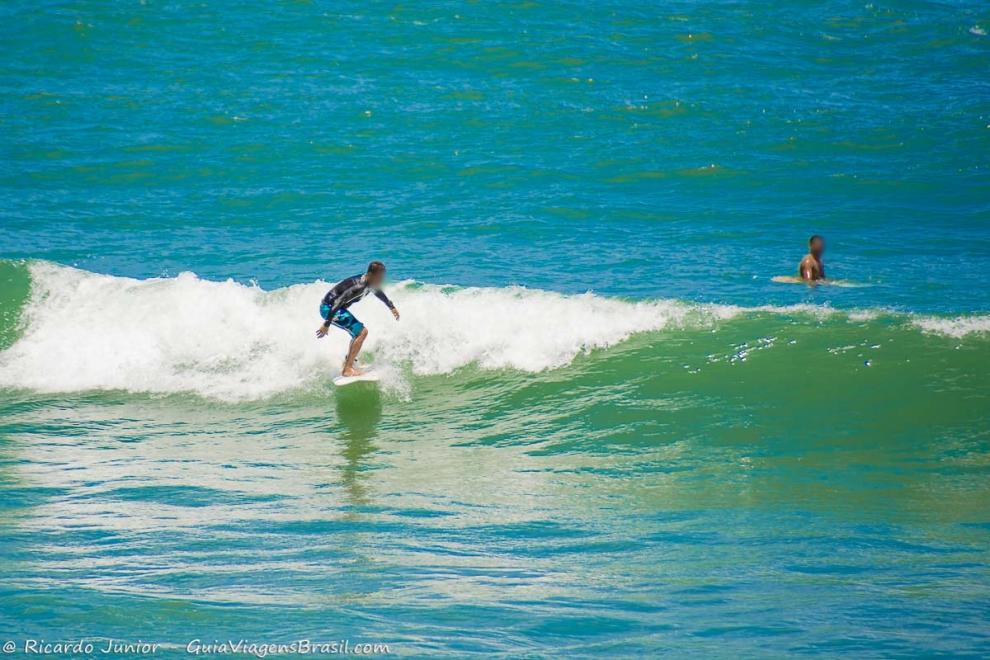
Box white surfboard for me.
[333,371,380,387]
[772,276,867,288]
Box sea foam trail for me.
[911,315,990,339]
[0,263,987,401]
[0,262,707,400]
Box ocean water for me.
[2,0,989,656]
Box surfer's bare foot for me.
[341,366,364,377]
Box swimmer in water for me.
[799,235,826,282]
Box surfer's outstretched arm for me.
[374,289,400,320]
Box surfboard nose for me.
[333,372,381,387]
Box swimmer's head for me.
[809,235,825,257]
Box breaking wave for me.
[0,261,986,401]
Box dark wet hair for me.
[367,260,386,275]
[809,235,824,245]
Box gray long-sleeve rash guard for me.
[320,274,395,323]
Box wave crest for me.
[0,263,705,400]
[0,262,986,401]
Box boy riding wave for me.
[316,260,400,377]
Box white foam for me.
[0,263,709,400]
[0,263,336,400]
[371,284,705,375]
[912,315,990,339]
[847,309,880,322]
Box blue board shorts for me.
[320,304,364,339]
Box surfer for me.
[799,235,826,282]
[316,261,400,377]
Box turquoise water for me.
[2,1,990,656]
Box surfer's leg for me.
[332,310,367,377]
[342,327,368,377]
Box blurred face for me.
[368,270,386,287]
[810,237,825,257]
